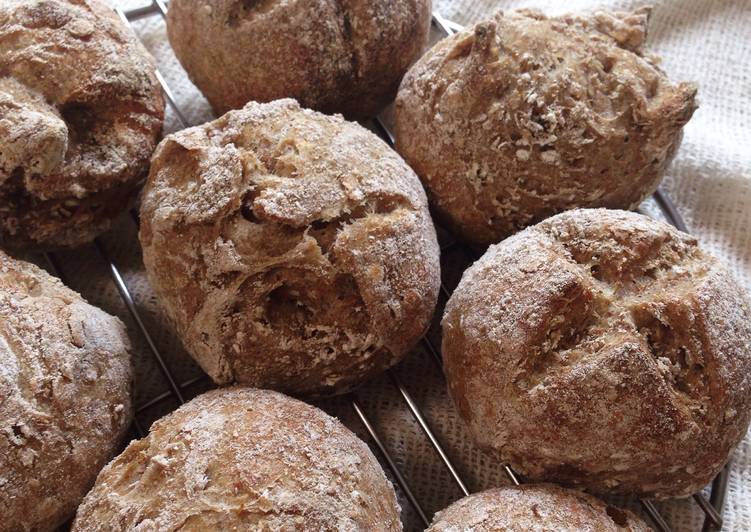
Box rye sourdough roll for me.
[167,0,432,119]
[395,8,697,246]
[442,209,751,498]
[0,0,164,249]
[139,99,440,396]
[0,250,133,531]
[72,388,402,531]
[428,484,651,531]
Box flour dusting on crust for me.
[428,484,651,531]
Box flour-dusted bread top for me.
[140,99,440,396]
[0,0,164,249]
[0,251,133,531]
[73,387,402,531]
[442,209,751,498]
[395,8,697,246]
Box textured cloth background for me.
[61,1,750,530]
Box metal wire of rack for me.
[43,2,731,530]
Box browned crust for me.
[139,99,440,396]
[72,387,402,531]
[166,0,431,119]
[428,484,651,531]
[395,8,697,246]
[442,209,751,498]
[0,250,133,531]
[0,0,165,249]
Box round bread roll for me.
[166,0,431,119]
[0,0,164,249]
[442,209,751,498]
[0,250,133,531]
[72,387,402,531]
[139,99,440,396]
[428,484,650,531]
[395,8,697,246]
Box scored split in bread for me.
[167,0,432,119]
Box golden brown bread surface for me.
[0,0,164,249]
[72,387,402,531]
[166,0,431,119]
[442,209,751,498]
[395,8,697,246]
[428,484,651,531]
[139,99,440,396]
[0,251,133,532]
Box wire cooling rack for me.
[40,3,731,530]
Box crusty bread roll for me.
[140,99,440,396]
[442,209,751,498]
[0,251,133,531]
[72,388,402,531]
[395,8,697,246]
[0,0,164,249]
[428,484,650,531]
[166,0,431,119]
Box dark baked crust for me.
[395,8,697,246]
[442,209,751,498]
[428,484,651,531]
[166,0,431,119]
[72,388,402,531]
[139,99,440,396]
[0,0,164,249]
[0,250,133,531]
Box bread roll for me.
[0,251,133,531]
[166,0,431,119]
[395,8,697,246]
[72,387,402,531]
[0,0,164,249]
[442,209,751,498]
[140,99,440,396]
[428,484,650,531]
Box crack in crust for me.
[140,99,440,396]
[395,7,697,246]
[516,219,712,397]
[0,0,164,249]
[442,209,751,498]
